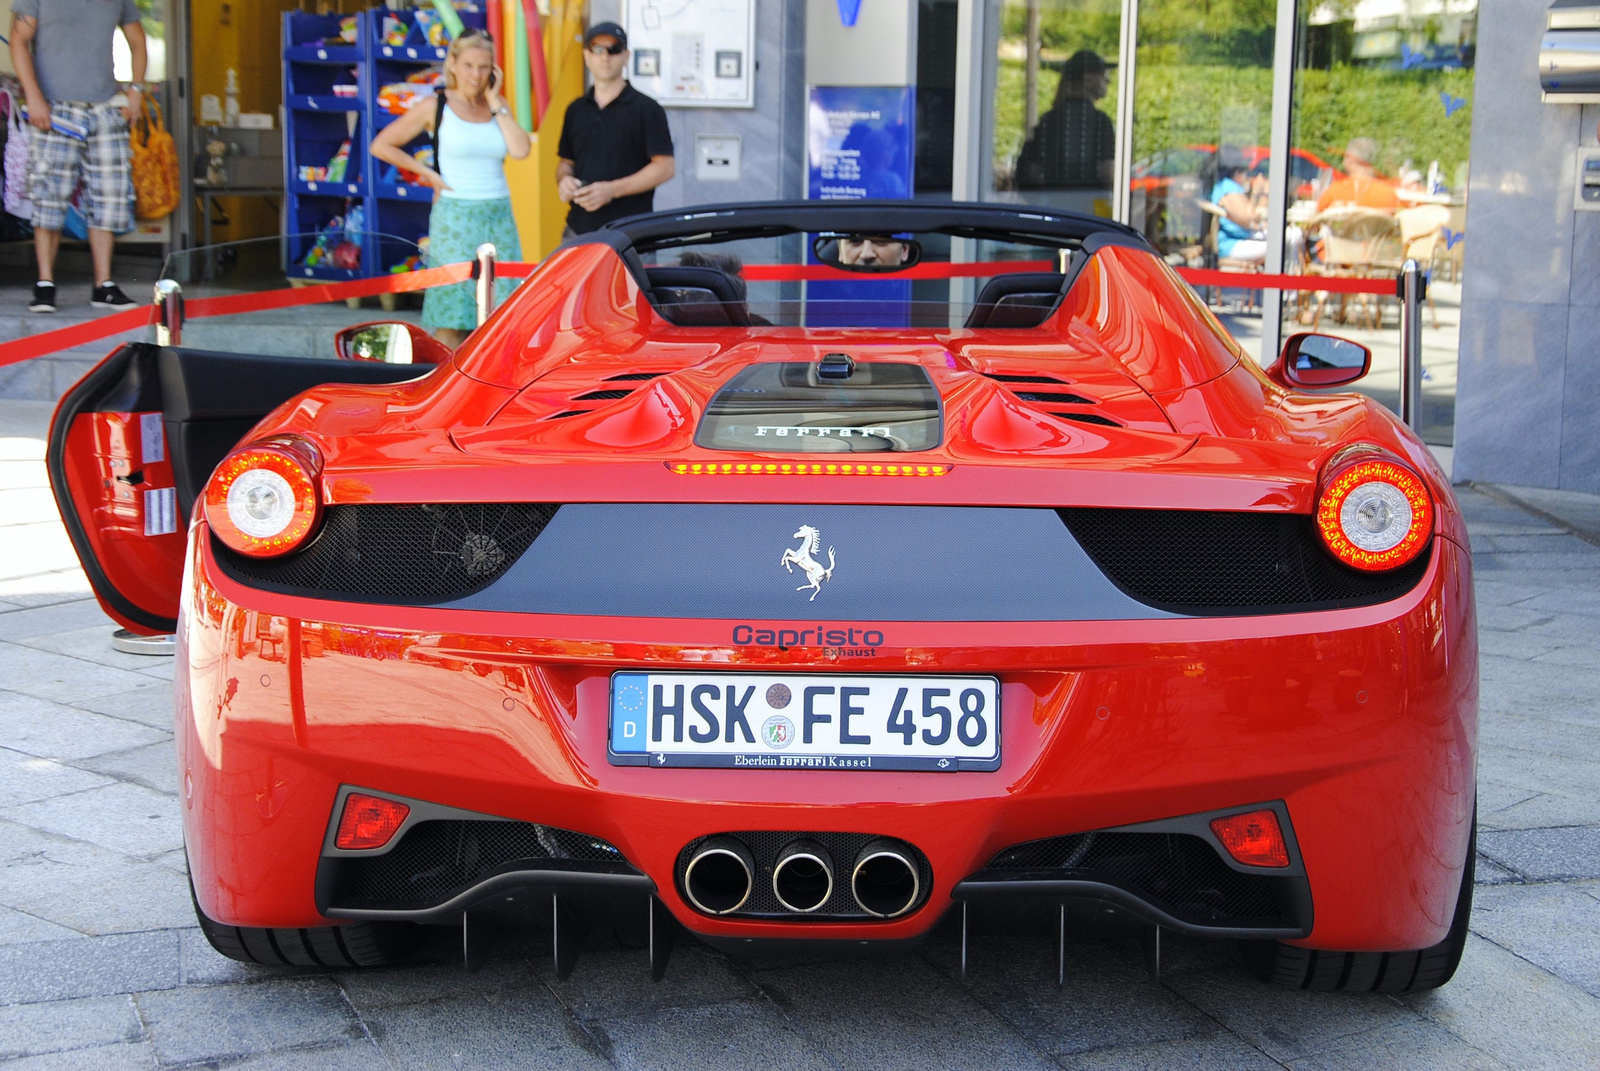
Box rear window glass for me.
[694,362,941,453]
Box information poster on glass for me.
[624,0,755,108]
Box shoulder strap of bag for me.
[432,87,447,183]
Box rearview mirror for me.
[812,233,924,273]
[1276,332,1371,388]
[335,321,453,366]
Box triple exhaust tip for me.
[683,836,920,918]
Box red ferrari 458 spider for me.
[48,202,1476,991]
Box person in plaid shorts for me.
[9,0,147,313]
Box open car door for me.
[48,342,430,635]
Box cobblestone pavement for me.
[1,398,1597,1070]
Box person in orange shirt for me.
[1316,137,1399,213]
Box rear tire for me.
[189,878,417,968]
[1241,813,1475,992]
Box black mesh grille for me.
[984,832,1290,927]
[546,409,593,420]
[329,820,635,910]
[985,373,1066,384]
[1014,391,1097,404]
[213,503,557,604]
[606,372,663,382]
[1059,507,1429,614]
[676,832,932,921]
[574,389,633,401]
[1051,411,1122,427]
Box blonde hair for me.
[443,32,494,90]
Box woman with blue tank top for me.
[370,30,531,345]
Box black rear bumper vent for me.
[325,819,637,911]
[980,831,1297,930]
[213,503,558,604]
[1059,507,1429,615]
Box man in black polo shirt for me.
[557,22,675,234]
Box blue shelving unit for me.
[363,6,486,276]
[282,7,487,283]
[283,11,369,282]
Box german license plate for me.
[608,672,1000,771]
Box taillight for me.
[1210,809,1290,868]
[334,792,410,850]
[203,437,323,558]
[1314,450,1433,572]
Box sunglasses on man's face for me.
[587,42,626,55]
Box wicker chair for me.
[1306,208,1400,330]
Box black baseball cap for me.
[585,22,627,48]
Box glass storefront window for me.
[986,0,1123,218]
[1283,0,1476,446]
[1128,0,1278,362]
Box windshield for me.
[632,231,1076,329]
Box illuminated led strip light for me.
[669,461,950,476]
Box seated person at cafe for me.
[1210,148,1267,263]
[1316,137,1398,213]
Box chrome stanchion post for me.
[473,243,497,327]
[1397,259,1425,434]
[153,279,184,347]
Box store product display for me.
[300,204,364,270]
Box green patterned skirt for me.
[421,196,523,331]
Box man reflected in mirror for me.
[838,236,908,268]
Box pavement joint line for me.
[0,596,93,616]
[1464,929,1600,1007]
[0,634,165,677]
[333,980,397,1071]
[717,955,847,1071]
[127,990,156,1065]
[1468,482,1600,549]
[0,566,92,585]
[0,810,180,868]
[0,901,93,939]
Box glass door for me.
[1281,2,1476,446]
[1126,0,1279,360]
[985,0,1124,218]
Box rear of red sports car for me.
[50,204,1477,990]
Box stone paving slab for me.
[0,397,1597,1069]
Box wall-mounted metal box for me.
[1542,0,1600,101]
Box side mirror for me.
[334,322,453,366]
[1273,332,1371,388]
[812,233,924,273]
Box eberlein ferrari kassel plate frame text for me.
[608,672,1001,770]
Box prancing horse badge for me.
[780,524,835,601]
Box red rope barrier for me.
[1175,267,1396,295]
[0,255,1404,371]
[0,306,151,369]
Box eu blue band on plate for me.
[612,673,649,753]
